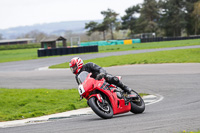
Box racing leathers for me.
[75,62,131,93]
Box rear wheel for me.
[130,91,145,114]
[88,96,113,119]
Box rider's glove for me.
[96,73,105,80]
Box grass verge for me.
[181,130,200,133]
[0,88,87,122]
[0,88,146,122]
[50,48,200,69]
[0,39,200,63]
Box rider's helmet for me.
[69,57,83,74]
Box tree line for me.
[85,0,200,40]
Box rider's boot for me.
[116,81,132,94]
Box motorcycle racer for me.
[69,57,132,94]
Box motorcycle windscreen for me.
[77,71,89,84]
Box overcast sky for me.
[0,0,143,29]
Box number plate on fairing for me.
[78,85,85,95]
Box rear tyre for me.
[130,91,145,114]
[88,97,113,119]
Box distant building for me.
[0,38,35,46]
[40,36,67,49]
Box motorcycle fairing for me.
[88,93,102,103]
[94,80,131,115]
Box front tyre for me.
[88,97,113,119]
[130,91,145,114]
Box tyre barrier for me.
[37,45,98,57]
[140,36,200,43]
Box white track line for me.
[144,94,164,106]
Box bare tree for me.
[18,30,47,43]
[0,33,3,40]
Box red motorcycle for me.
[77,71,145,119]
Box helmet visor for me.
[70,64,78,73]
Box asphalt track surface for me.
[0,45,200,133]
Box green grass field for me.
[0,88,146,121]
[0,48,39,63]
[0,88,87,121]
[99,39,200,52]
[50,48,200,69]
[181,130,200,133]
[0,39,200,63]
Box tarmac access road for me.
[0,45,200,133]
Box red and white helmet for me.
[69,57,84,74]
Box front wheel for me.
[88,97,113,119]
[130,91,145,114]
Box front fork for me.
[79,95,83,101]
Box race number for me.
[78,85,85,95]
